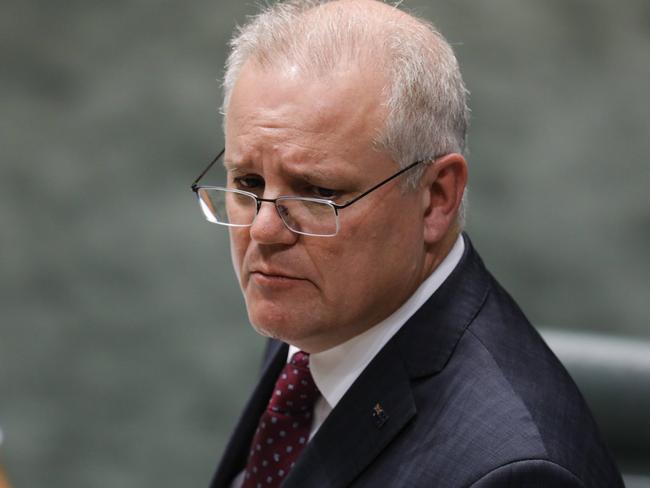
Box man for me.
[192,1,623,486]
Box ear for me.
[420,153,468,244]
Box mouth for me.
[249,269,309,288]
[251,270,301,280]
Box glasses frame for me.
[190,148,436,237]
[196,186,342,237]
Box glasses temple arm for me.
[191,148,226,190]
[335,158,426,209]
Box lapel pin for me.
[372,402,389,428]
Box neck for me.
[421,228,461,283]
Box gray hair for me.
[222,0,470,225]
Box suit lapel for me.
[283,340,415,488]
[210,341,288,488]
[395,233,491,379]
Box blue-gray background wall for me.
[1,1,648,486]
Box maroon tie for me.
[241,351,319,488]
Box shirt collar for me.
[289,233,465,409]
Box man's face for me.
[225,62,429,353]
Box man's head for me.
[222,0,469,352]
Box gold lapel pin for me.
[372,402,389,428]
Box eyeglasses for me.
[190,148,435,237]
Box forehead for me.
[224,62,388,168]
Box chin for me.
[247,305,321,347]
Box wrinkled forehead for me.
[226,60,388,146]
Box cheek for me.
[328,207,421,291]
[315,231,381,301]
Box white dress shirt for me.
[231,234,464,487]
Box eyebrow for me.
[291,166,344,185]
[223,157,345,183]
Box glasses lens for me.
[276,198,338,236]
[197,188,256,226]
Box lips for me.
[250,269,303,280]
[246,262,311,290]
[248,272,307,293]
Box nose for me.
[249,200,298,245]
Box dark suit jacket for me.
[211,234,623,487]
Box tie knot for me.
[290,351,310,368]
[268,351,319,415]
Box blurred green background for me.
[0,0,648,486]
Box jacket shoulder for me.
[457,272,623,487]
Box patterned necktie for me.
[241,351,319,488]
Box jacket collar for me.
[395,232,491,378]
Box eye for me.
[313,186,337,199]
[232,175,264,192]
